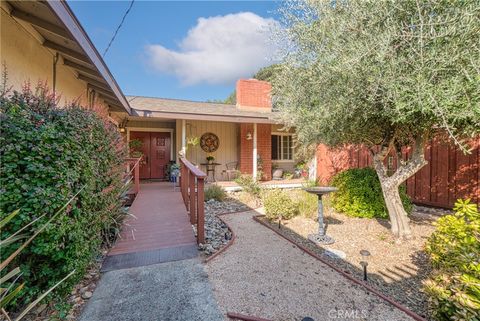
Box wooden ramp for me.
[102,182,198,271]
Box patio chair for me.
[225,161,239,180]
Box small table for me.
[200,163,221,182]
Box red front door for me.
[130,131,171,179]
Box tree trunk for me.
[379,179,412,239]
[372,136,428,240]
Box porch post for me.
[253,123,257,180]
[181,119,186,157]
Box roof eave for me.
[46,1,131,114]
[131,109,279,124]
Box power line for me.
[102,0,135,58]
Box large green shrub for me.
[0,85,127,307]
[330,168,412,219]
[204,185,226,202]
[424,199,480,321]
[263,189,299,220]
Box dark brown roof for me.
[127,96,278,124]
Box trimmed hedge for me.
[0,86,127,307]
[424,199,480,321]
[330,168,412,218]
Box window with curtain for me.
[271,134,293,160]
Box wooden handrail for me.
[179,157,206,244]
[180,157,207,178]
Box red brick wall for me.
[239,123,272,180]
[236,79,272,111]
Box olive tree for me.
[273,0,480,239]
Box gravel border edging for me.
[204,208,261,263]
[252,214,428,321]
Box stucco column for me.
[253,123,257,180]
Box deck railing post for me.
[189,171,196,224]
[197,177,205,244]
[179,157,207,244]
[180,161,185,206]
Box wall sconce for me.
[246,132,252,140]
[119,117,128,133]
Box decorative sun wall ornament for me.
[200,132,219,153]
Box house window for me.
[272,134,293,160]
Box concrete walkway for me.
[79,258,224,321]
[205,210,415,321]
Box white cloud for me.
[146,12,278,86]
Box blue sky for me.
[68,1,280,102]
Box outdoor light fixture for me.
[118,117,128,133]
[246,132,252,140]
[360,250,371,281]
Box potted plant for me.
[168,163,181,182]
[295,161,308,178]
[206,155,215,164]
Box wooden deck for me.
[102,181,198,271]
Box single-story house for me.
[110,79,300,181]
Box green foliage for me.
[263,189,299,220]
[291,190,318,219]
[129,139,143,158]
[282,171,294,180]
[275,0,479,150]
[0,85,127,308]
[424,199,480,321]
[204,185,226,202]
[234,175,261,197]
[330,168,412,218]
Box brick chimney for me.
[236,79,272,112]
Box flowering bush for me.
[0,85,127,307]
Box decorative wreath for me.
[200,132,219,153]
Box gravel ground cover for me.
[196,197,251,256]
[205,210,417,321]
[259,205,448,319]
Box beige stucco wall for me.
[0,9,87,105]
[176,119,239,180]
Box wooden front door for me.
[130,131,171,179]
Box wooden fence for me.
[316,137,480,208]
